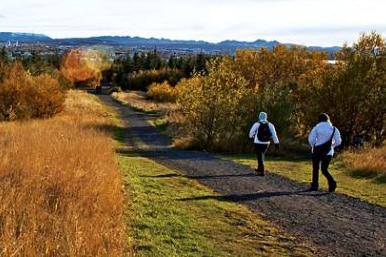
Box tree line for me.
[172,32,385,152]
[0,45,214,120]
[103,50,213,90]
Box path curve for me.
[99,94,385,257]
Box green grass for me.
[118,147,316,257]
[222,153,386,207]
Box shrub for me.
[175,58,250,152]
[124,68,183,91]
[107,86,122,95]
[0,62,65,120]
[147,81,177,102]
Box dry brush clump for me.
[0,62,66,121]
[0,90,127,256]
[146,81,178,103]
[341,147,386,176]
[112,90,177,114]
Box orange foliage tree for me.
[60,48,112,88]
[0,62,65,120]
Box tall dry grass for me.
[0,90,127,256]
[341,147,386,176]
[111,91,177,113]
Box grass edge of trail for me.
[117,145,318,257]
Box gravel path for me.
[99,94,386,257]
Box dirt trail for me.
[99,94,385,257]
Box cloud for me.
[0,0,385,46]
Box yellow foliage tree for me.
[147,81,178,102]
[314,31,386,146]
[176,57,250,151]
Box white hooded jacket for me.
[249,112,279,145]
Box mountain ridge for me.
[0,32,341,53]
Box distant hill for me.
[0,32,52,43]
[0,32,341,54]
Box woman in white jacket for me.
[308,113,342,192]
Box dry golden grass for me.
[111,91,177,113]
[341,147,386,176]
[0,90,127,256]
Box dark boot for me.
[328,181,337,192]
[306,183,318,191]
[254,168,264,176]
[255,171,265,176]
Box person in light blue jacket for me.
[308,113,342,192]
[249,111,279,176]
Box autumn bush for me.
[60,48,110,87]
[146,81,178,102]
[175,58,251,152]
[0,90,127,256]
[125,68,183,91]
[0,61,65,120]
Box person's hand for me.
[274,143,279,150]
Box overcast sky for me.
[1,0,385,47]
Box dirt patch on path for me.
[99,94,385,257]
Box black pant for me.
[311,153,335,189]
[254,143,269,173]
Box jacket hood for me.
[259,112,267,122]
